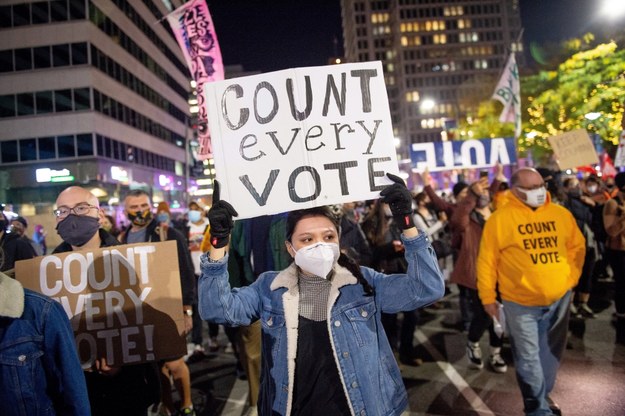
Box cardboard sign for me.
[410,137,517,172]
[547,129,599,169]
[15,241,186,368]
[204,61,399,219]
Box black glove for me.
[380,173,415,230]
[208,180,238,248]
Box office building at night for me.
[341,0,523,156]
[0,0,193,233]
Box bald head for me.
[56,186,99,209]
[510,168,542,188]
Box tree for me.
[523,41,625,161]
[459,39,625,166]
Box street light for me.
[420,98,436,112]
[599,0,625,18]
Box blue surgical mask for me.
[156,213,170,223]
[188,210,202,223]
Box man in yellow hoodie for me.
[477,168,585,416]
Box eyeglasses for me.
[53,203,98,219]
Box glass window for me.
[73,88,90,110]
[54,89,73,112]
[31,1,50,24]
[93,90,101,112]
[1,140,18,163]
[0,94,15,117]
[0,6,12,28]
[13,3,30,26]
[112,140,120,160]
[38,136,56,159]
[119,142,127,161]
[17,93,35,116]
[50,0,68,22]
[33,46,51,69]
[76,133,93,156]
[69,0,86,19]
[36,91,54,114]
[104,137,112,158]
[14,48,32,71]
[52,44,70,67]
[96,134,104,156]
[57,135,75,157]
[19,138,37,161]
[71,42,88,65]
[0,49,12,72]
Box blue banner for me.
[410,137,517,172]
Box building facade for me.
[0,0,194,232]
[341,0,523,157]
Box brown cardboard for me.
[15,241,186,367]
[547,129,599,170]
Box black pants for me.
[607,249,625,314]
[467,287,503,348]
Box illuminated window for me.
[401,36,408,46]
[405,91,420,102]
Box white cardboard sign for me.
[204,61,398,218]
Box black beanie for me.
[453,182,469,197]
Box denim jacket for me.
[199,231,444,416]
[0,274,90,415]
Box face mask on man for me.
[517,186,547,208]
[291,242,340,278]
[188,210,202,223]
[56,215,100,247]
[476,194,491,209]
[587,185,598,194]
[127,209,152,227]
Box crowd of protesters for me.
[1,166,624,415]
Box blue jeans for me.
[503,291,571,416]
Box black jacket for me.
[119,219,195,306]
[53,228,161,415]
[0,231,37,272]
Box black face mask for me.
[567,188,582,198]
[127,209,152,227]
[56,215,100,247]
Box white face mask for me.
[517,186,547,207]
[587,185,598,194]
[291,242,340,278]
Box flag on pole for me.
[167,0,224,160]
[492,54,521,139]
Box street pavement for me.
[180,278,625,416]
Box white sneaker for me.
[488,352,507,373]
[466,342,483,369]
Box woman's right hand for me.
[208,180,238,249]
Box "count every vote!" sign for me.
[204,61,399,218]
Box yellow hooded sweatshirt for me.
[477,191,585,307]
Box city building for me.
[0,0,194,239]
[341,0,523,157]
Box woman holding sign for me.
[199,175,444,415]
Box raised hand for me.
[380,173,415,230]
[208,180,238,248]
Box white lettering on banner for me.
[204,62,399,219]
[39,246,156,297]
[411,138,515,172]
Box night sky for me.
[206,0,618,73]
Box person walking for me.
[604,172,625,335]
[199,176,444,415]
[477,168,585,416]
[119,190,196,416]
[52,186,161,416]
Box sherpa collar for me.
[0,272,25,318]
[269,261,358,292]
